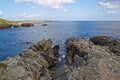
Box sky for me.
[0,0,120,21]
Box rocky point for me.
[0,36,120,80]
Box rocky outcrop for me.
[0,36,120,80]
[90,36,120,56]
[53,37,120,80]
[21,23,34,27]
[0,24,12,29]
[0,39,59,80]
[41,23,47,26]
[0,24,19,29]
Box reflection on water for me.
[0,21,120,60]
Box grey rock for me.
[90,36,120,56]
[59,37,120,80]
[0,36,120,80]
[0,39,58,80]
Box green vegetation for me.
[0,19,12,24]
[0,18,47,29]
[0,18,46,25]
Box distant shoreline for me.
[0,18,46,29]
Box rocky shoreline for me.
[0,23,35,29]
[0,18,47,29]
[0,36,120,80]
[0,24,19,29]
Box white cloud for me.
[0,11,3,16]
[14,0,75,10]
[98,1,120,14]
[98,1,119,9]
[18,13,38,18]
[106,10,117,14]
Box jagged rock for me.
[0,36,120,80]
[90,36,120,56]
[65,38,93,65]
[47,45,59,59]
[90,36,119,46]
[29,39,52,52]
[54,38,120,80]
[0,39,59,80]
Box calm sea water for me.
[0,21,120,61]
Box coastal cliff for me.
[0,36,120,80]
[0,18,46,29]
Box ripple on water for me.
[0,21,120,61]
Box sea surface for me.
[0,21,120,61]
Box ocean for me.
[0,21,120,61]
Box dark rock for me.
[42,23,47,26]
[21,23,34,27]
[12,24,19,27]
[90,36,119,46]
[90,36,120,56]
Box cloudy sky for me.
[0,0,120,21]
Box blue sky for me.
[0,0,120,21]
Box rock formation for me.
[0,24,12,29]
[21,23,34,27]
[0,24,19,29]
[0,39,59,80]
[54,37,120,80]
[90,36,120,56]
[0,36,120,80]
[41,23,47,26]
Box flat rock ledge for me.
[0,36,120,80]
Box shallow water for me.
[0,21,120,61]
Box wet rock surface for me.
[0,36,120,80]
